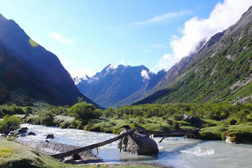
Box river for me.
[17,124,252,168]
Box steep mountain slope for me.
[154,41,206,91]
[135,6,252,105]
[0,14,98,107]
[75,64,165,107]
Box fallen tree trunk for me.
[51,129,135,159]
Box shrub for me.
[69,102,98,120]
[69,119,83,129]
[25,106,33,114]
[0,115,21,134]
[39,111,54,126]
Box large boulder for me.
[28,132,36,136]
[46,134,54,139]
[18,127,28,134]
[118,130,158,155]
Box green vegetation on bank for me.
[1,100,252,144]
[1,100,252,167]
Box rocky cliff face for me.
[135,6,252,105]
[0,14,98,107]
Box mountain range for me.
[1,5,252,108]
[0,14,98,107]
[75,6,252,107]
[74,64,166,107]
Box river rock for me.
[46,134,54,139]
[18,127,28,134]
[118,130,159,155]
[28,132,36,136]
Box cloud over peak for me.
[141,70,150,80]
[156,0,252,71]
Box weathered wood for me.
[159,136,166,143]
[51,129,135,159]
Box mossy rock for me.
[223,130,252,144]
[198,126,227,140]
[198,131,222,140]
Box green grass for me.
[0,147,15,158]
[201,119,222,127]
[198,126,228,140]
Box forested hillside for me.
[135,6,252,105]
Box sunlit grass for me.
[0,147,15,158]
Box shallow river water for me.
[18,124,252,168]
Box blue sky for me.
[0,0,251,78]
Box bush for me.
[39,111,54,126]
[0,115,21,134]
[69,119,83,129]
[69,102,98,120]
[25,106,33,114]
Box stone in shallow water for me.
[46,134,54,139]
[28,132,36,136]
[118,130,159,155]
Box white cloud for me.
[49,32,75,46]
[156,0,252,71]
[156,54,176,71]
[132,10,191,25]
[67,67,95,78]
[141,70,150,80]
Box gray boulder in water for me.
[46,134,54,139]
[28,132,36,136]
[18,127,28,134]
[118,130,158,155]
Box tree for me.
[69,102,98,120]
